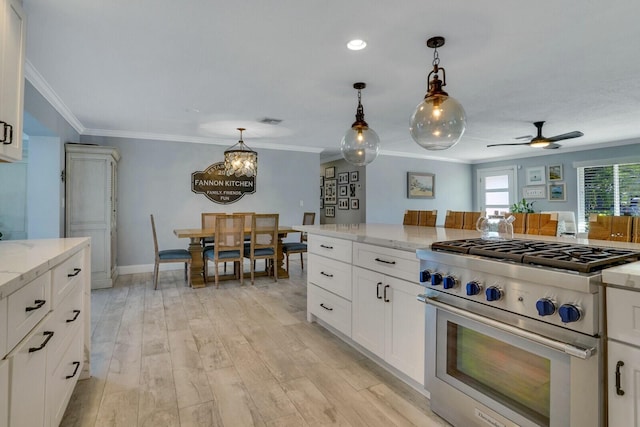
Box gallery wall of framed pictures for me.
[321,163,363,223]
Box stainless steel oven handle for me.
[417,294,596,360]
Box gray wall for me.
[472,143,640,213]
[81,135,320,269]
[366,156,473,225]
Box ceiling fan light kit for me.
[486,121,584,149]
[409,36,466,151]
[341,82,380,166]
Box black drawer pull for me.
[320,244,334,249]
[616,361,625,396]
[320,303,333,311]
[1,122,12,145]
[25,299,46,312]
[66,309,81,323]
[383,284,390,302]
[67,268,82,277]
[376,282,383,299]
[0,121,7,143]
[29,331,54,353]
[375,258,396,265]
[320,271,334,278]
[66,361,81,379]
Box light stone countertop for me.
[294,224,640,290]
[0,238,91,298]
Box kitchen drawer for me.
[47,279,83,370]
[52,250,84,309]
[353,242,419,283]
[0,359,7,427]
[7,272,51,352]
[308,235,352,263]
[308,253,352,300]
[607,287,640,344]
[48,325,83,427]
[308,284,351,337]
[0,297,6,359]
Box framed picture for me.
[548,183,566,201]
[407,172,435,199]
[338,172,349,184]
[351,198,359,209]
[350,171,359,182]
[325,206,335,217]
[320,176,324,186]
[548,164,563,181]
[526,166,546,185]
[320,198,323,209]
[339,185,348,197]
[338,198,349,209]
[523,185,546,199]
[325,166,335,179]
[349,183,356,197]
[324,179,336,205]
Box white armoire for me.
[65,143,119,288]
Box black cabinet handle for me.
[0,121,7,143]
[616,361,625,396]
[320,303,333,311]
[25,299,46,312]
[66,309,81,323]
[5,123,12,145]
[67,268,82,277]
[376,282,383,299]
[320,244,334,249]
[375,258,396,265]
[66,361,81,379]
[320,271,334,278]
[29,331,54,353]
[383,284,390,302]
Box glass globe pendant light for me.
[410,36,466,150]
[341,82,380,166]
[224,127,258,177]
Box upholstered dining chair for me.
[203,214,245,287]
[244,213,279,285]
[150,214,192,290]
[283,212,315,271]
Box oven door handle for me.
[417,294,596,360]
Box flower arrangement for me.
[510,198,536,213]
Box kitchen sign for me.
[192,162,256,204]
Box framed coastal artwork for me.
[548,165,563,181]
[526,166,546,185]
[548,183,566,201]
[407,172,435,199]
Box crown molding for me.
[24,59,85,134]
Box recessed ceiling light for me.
[347,39,367,51]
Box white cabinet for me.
[1,241,89,427]
[0,0,26,162]
[607,287,640,427]
[306,235,352,337]
[352,265,425,383]
[65,144,120,288]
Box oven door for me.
[421,294,601,427]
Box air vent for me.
[259,117,283,125]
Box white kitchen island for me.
[0,238,91,427]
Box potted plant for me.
[510,198,536,213]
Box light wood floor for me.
[60,259,450,427]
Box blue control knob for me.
[466,281,482,296]
[485,286,502,302]
[558,304,581,323]
[443,275,457,289]
[536,298,556,316]
[420,270,432,283]
[431,273,443,286]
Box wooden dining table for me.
[173,225,294,288]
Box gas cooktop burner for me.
[431,238,640,273]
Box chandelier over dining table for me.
[224,127,258,177]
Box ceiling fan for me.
[487,121,584,149]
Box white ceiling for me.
[22,0,640,163]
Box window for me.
[477,166,517,215]
[577,162,640,231]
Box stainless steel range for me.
[416,238,640,427]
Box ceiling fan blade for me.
[486,142,534,147]
[515,134,533,140]
[546,131,584,142]
[543,143,562,149]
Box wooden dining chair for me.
[244,213,279,285]
[588,214,633,242]
[444,210,464,229]
[403,210,419,225]
[283,212,315,271]
[632,217,640,243]
[203,215,245,287]
[511,213,527,234]
[587,214,613,241]
[462,212,481,230]
[150,214,191,290]
[201,212,221,247]
[417,210,437,227]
